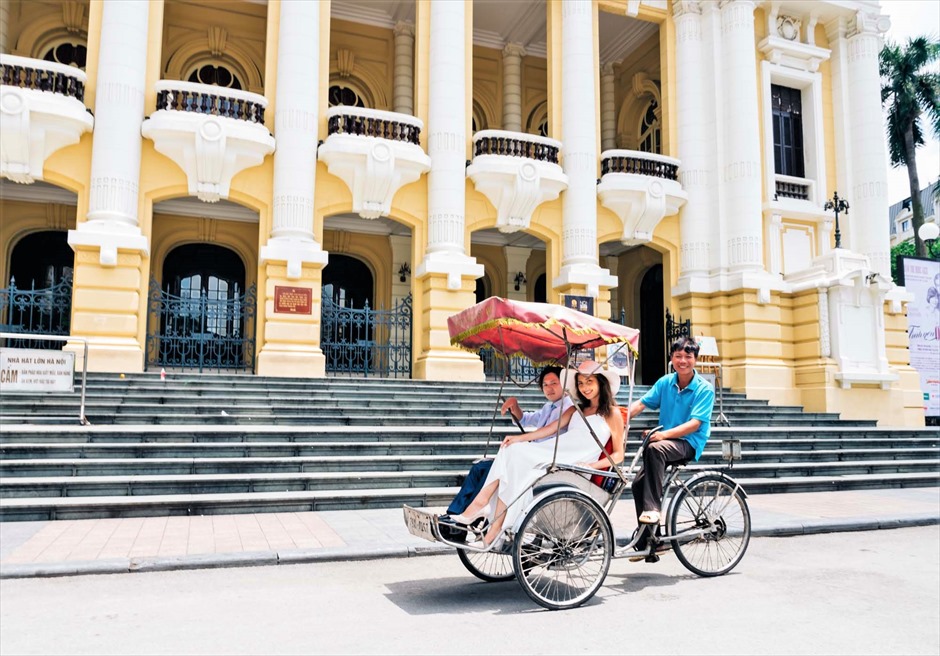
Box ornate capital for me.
[394,21,415,38]
[503,43,527,59]
[848,10,891,39]
[672,0,701,19]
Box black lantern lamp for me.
[824,191,850,249]
[513,272,527,291]
[398,263,411,283]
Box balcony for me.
[466,130,567,233]
[774,174,814,202]
[141,80,274,203]
[597,150,686,245]
[0,54,94,184]
[317,107,431,220]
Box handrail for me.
[472,129,562,164]
[600,149,680,181]
[153,80,267,124]
[325,106,423,145]
[0,332,89,425]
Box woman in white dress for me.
[451,360,625,546]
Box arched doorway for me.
[639,264,665,384]
[533,273,547,303]
[321,255,411,377]
[2,231,73,346]
[322,254,373,307]
[146,244,256,372]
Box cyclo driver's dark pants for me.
[632,438,696,517]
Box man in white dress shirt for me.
[440,366,574,534]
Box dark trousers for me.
[632,439,696,516]
[447,459,494,514]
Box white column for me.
[417,0,482,288]
[68,0,149,263]
[502,44,526,132]
[600,62,616,151]
[673,0,714,285]
[0,0,10,54]
[555,0,615,297]
[844,10,891,277]
[719,0,763,273]
[259,0,327,278]
[393,22,414,115]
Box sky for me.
[880,0,940,205]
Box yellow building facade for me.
[0,0,924,426]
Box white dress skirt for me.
[480,411,612,532]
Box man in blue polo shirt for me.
[626,336,715,530]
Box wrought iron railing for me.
[472,130,561,164]
[325,107,422,145]
[0,54,86,102]
[600,150,680,181]
[665,308,692,369]
[154,80,266,124]
[0,274,72,350]
[480,350,542,382]
[145,279,257,372]
[321,294,412,378]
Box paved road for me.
[1,526,938,656]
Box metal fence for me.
[321,294,412,378]
[145,279,257,372]
[0,274,72,349]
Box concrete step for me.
[1,471,937,522]
[2,459,936,499]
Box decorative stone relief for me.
[466,130,567,233]
[141,81,274,203]
[317,106,432,220]
[208,26,227,56]
[0,55,93,184]
[776,15,801,41]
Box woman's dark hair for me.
[575,372,615,418]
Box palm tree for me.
[880,36,940,258]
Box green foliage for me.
[890,240,917,284]
[880,36,940,168]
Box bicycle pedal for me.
[645,553,661,563]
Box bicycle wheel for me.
[457,547,514,582]
[512,490,613,611]
[667,474,750,577]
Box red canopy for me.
[448,297,639,366]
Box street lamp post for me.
[824,191,850,249]
[918,222,940,259]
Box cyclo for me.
[403,297,750,610]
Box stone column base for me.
[412,271,484,381]
[255,261,326,378]
[65,244,147,373]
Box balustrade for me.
[472,133,559,164]
[600,152,679,181]
[775,178,811,201]
[0,55,85,102]
[153,81,266,124]
[326,109,421,145]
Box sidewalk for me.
[1,487,937,579]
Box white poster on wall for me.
[901,257,940,419]
[0,348,75,393]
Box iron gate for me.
[145,278,257,372]
[665,308,692,363]
[321,294,412,378]
[0,273,72,349]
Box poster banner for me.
[0,348,75,393]
[900,256,940,419]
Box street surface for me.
[1,526,938,655]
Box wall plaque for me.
[274,286,313,315]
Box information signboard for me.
[899,256,940,420]
[0,348,75,393]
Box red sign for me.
[274,286,313,315]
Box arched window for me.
[43,42,87,69]
[328,84,365,108]
[471,100,488,134]
[187,63,242,90]
[526,101,549,137]
[638,99,661,154]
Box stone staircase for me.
[0,373,937,521]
